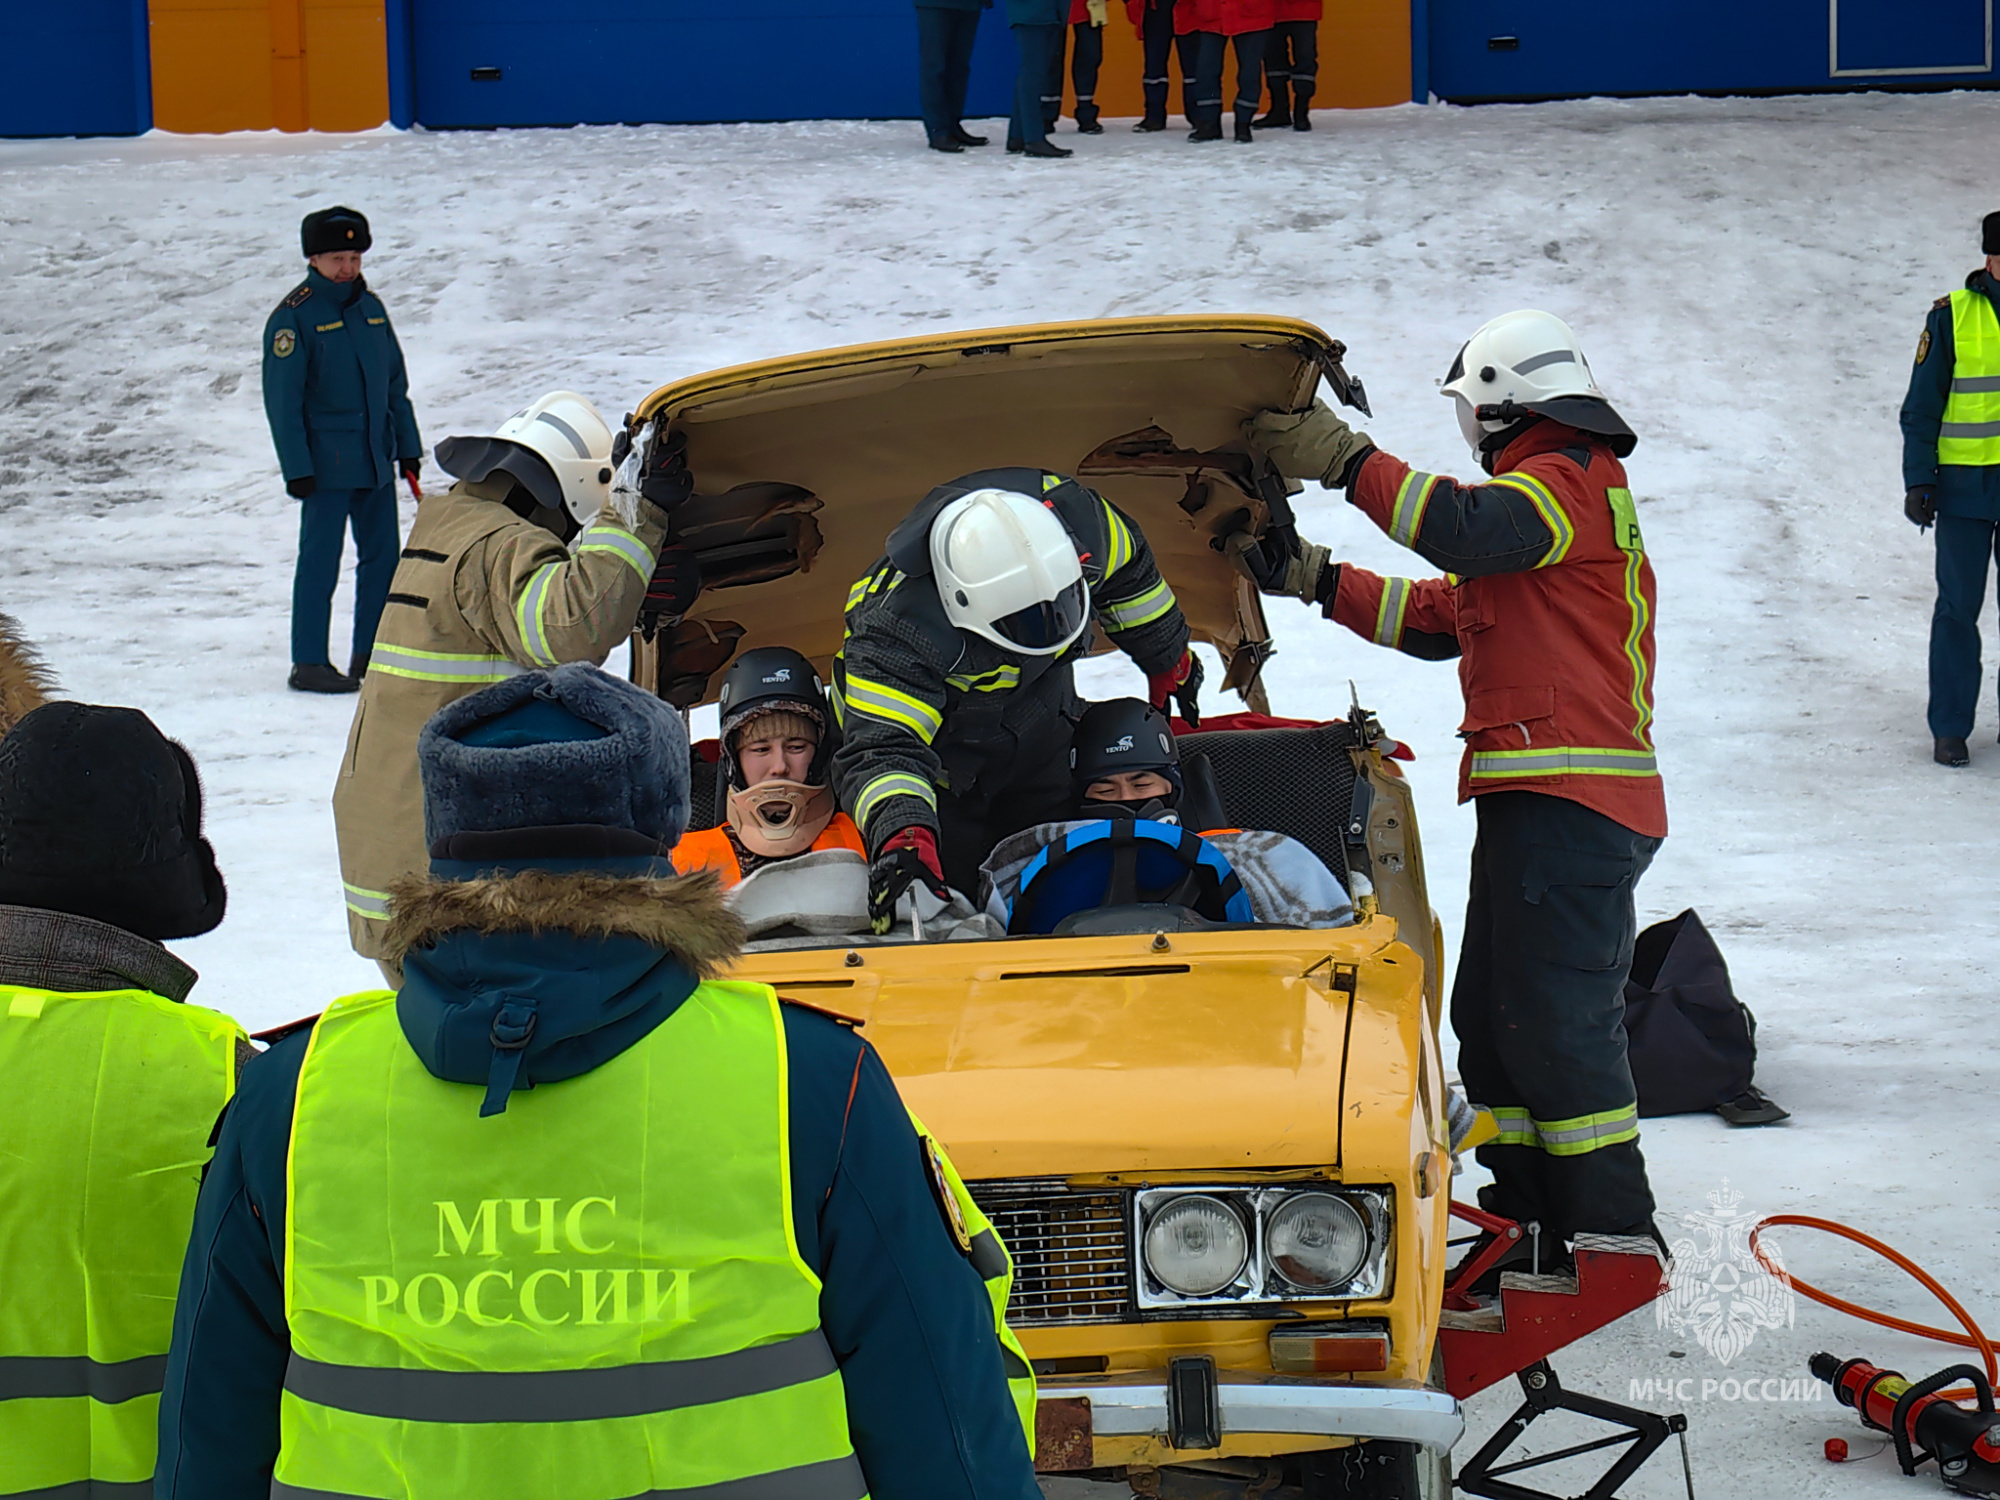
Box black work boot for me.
[1252,81,1291,128]
[1134,113,1167,132]
[1188,108,1223,142]
[1292,83,1314,129]
[1936,736,1971,767]
[950,125,988,146]
[1233,106,1255,142]
[1021,139,1073,158]
[1075,101,1102,133]
[289,662,358,695]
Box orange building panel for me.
[149,0,387,134]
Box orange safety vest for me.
[672,815,867,887]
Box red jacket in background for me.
[1275,0,1322,19]
[1219,0,1277,32]
[1069,0,1090,22]
[1329,424,1667,839]
[1173,0,1220,33]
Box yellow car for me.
[630,317,1459,1499]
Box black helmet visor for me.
[993,579,1087,651]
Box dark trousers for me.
[1452,790,1662,1239]
[1009,23,1065,147]
[1046,21,1105,124]
[917,7,981,144]
[936,749,1075,895]
[1191,30,1266,118]
[1138,1,1182,120]
[1928,513,2000,739]
[1264,18,1317,104]
[291,481,399,668]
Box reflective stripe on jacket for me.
[331,477,667,958]
[277,982,862,1500]
[1940,287,2000,466]
[907,1114,1038,1452]
[0,985,242,1494]
[672,815,868,886]
[1332,424,1666,839]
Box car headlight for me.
[1142,1194,1249,1296]
[1265,1191,1369,1291]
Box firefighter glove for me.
[1246,400,1374,489]
[1906,485,1937,530]
[1087,0,1108,22]
[869,827,949,934]
[611,419,694,526]
[1224,528,1334,605]
[1147,648,1204,728]
[637,546,702,643]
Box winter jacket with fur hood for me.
[332,476,669,960]
[156,865,1039,1500]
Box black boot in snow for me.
[1233,107,1256,142]
[289,662,358,695]
[1937,736,1971,767]
[1134,114,1168,132]
[1252,81,1291,128]
[1075,101,1103,134]
[1291,83,1314,130]
[1188,108,1223,141]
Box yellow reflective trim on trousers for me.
[515,563,562,667]
[1606,487,1654,746]
[1388,471,1439,548]
[1942,289,2000,464]
[342,882,391,921]
[575,522,655,581]
[1469,747,1658,778]
[854,773,937,832]
[1373,577,1412,646]
[945,664,1021,693]
[367,645,526,684]
[1100,501,1135,576]
[1479,1104,1639,1155]
[1098,577,1174,632]
[841,674,943,742]
[1487,473,1574,567]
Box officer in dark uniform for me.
[262,207,423,695]
[916,0,992,153]
[1902,210,2000,767]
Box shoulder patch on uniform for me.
[1935,295,1953,311]
[922,1134,975,1254]
[1917,328,1933,365]
[271,327,297,358]
[283,283,313,309]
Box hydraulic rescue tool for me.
[1812,1355,2000,1496]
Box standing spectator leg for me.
[1188,31,1224,139]
[1072,20,1104,130]
[347,480,400,679]
[916,7,958,148]
[945,9,983,139]
[1288,19,1318,128]
[291,488,348,671]
[1253,22,1291,126]
[1042,24,1068,133]
[1009,25,1067,152]
[1929,514,1996,742]
[1175,30,1202,125]
[1230,29,1267,140]
[1137,1,1175,129]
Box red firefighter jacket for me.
[1220,0,1277,31]
[1274,0,1322,20]
[1328,423,1666,838]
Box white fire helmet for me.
[488,391,618,525]
[1439,310,1630,458]
[930,489,1089,657]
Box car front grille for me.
[967,1178,1132,1326]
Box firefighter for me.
[1127,0,1193,132]
[157,664,1039,1500]
[332,398,701,972]
[1251,0,1318,129]
[1046,0,1110,133]
[1902,210,2000,768]
[831,469,1201,922]
[0,688,245,1498]
[672,647,865,886]
[1240,310,1665,1248]
[262,206,423,694]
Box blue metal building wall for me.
[406,0,1019,128]
[0,0,151,137]
[1428,0,1996,101]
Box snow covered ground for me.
[5,89,2000,1496]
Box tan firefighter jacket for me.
[332,475,668,958]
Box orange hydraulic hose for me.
[1749,1214,1997,1393]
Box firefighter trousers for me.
[1452,790,1662,1239]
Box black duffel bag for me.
[1623,909,1787,1126]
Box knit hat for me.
[1985,210,2000,256]
[302,206,371,258]
[418,663,690,867]
[727,707,821,754]
[0,703,226,940]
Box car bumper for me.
[1037,1374,1463,1454]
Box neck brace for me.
[726,778,836,857]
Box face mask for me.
[726,779,836,857]
[1078,797,1180,825]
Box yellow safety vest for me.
[277,983,864,1500]
[1940,288,2000,467]
[0,984,242,1497]
[908,1113,1038,1453]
